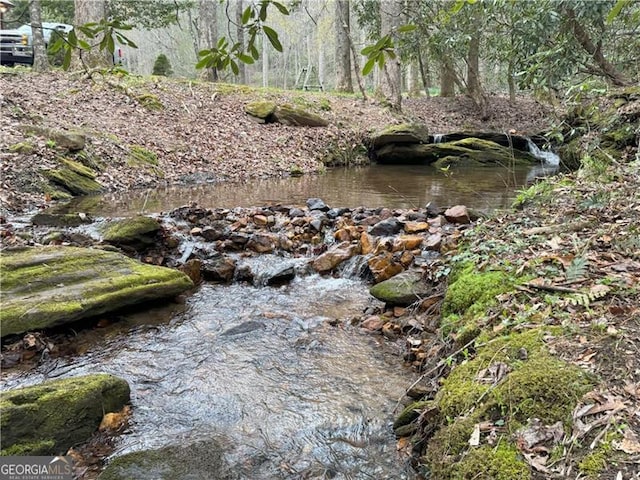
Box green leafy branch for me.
[196,0,288,76]
[48,18,137,76]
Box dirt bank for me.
[0,69,552,215]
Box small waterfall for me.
[338,254,373,281]
[526,138,560,166]
[433,134,445,144]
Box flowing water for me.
[4,161,560,478]
[2,274,417,479]
[57,163,552,217]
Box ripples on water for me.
[2,276,418,479]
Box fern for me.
[561,284,611,308]
[565,256,589,281]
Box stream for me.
[2,162,558,478]
[2,272,417,479]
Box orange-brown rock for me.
[334,228,351,242]
[368,252,404,283]
[392,235,423,252]
[312,241,361,273]
[360,232,375,255]
[404,221,430,234]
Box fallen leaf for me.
[614,429,640,454]
[468,423,481,447]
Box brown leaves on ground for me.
[0,70,552,215]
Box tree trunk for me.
[74,0,112,71]
[564,6,629,86]
[198,0,218,82]
[417,45,430,97]
[262,32,268,87]
[440,59,455,97]
[347,25,367,100]
[334,0,353,93]
[29,0,49,72]
[379,0,402,111]
[466,30,480,96]
[508,59,516,104]
[236,0,246,84]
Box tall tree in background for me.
[73,0,112,68]
[379,0,402,110]
[335,0,353,93]
[198,0,218,81]
[236,0,246,84]
[29,0,49,72]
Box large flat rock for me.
[0,246,193,337]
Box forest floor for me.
[0,68,553,215]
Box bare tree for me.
[29,0,49,72]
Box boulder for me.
[0,246,193,337]
[433,132,532,151]
[201,256,237,282]
[369,270,431,306]
[374,138,538,166]
[244,101,277,122]
[306,197,329,211]
[371,123,429,149]
[99,216,161,248]
[98,440,235,480]
[19,124,86,151]
[272,105,329,127]
[369,217,403,236]
[444,205,471,224]
[1,374,130,456]
[44,159,102,195]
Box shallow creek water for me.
[2,273,418,479]
[58,163,555,217]
[3,162,557,478]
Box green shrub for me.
[152,54,173,76]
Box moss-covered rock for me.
[375,138,537,166]
[272,104,329,127]
[369,270,431,306]
[245,100,277,120]
[8,141,35,154]
[99,216,161,248]
[43,159,103,196]
[451,442,530,480]
[370,123,430,149]
[31,212,93,227]
[126,145,163,177]
[98,440,235,480]
[0,374,130,456]
[393,400,434,430]
[19,124,86,151]
[0,246,193,337]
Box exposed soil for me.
[0,69,553,216]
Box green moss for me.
[99,216,160,246]
[60,158,97,179]
[393,400,433,430]
[0,374,129,455]
[442,266,512,317]
[422,417,477,478]
[42,183,73,200]
[578,433,618,478]
[452,442,530,480]
[44,166,103,195]
[245,100,277,119]
[0,246,193,337]
[127,145,163,177]
[75,150,106,172]
[8,141,35,154]
[1,440,56,456]
[492,354,593,424]
[136,93,164,111]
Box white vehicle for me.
[0,22,72,66]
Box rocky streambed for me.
[1,197,475,478]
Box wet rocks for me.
[369,271,433,306]
[0,246,193,337]
[369,217,403,236]
[444,205,471,224]
[202,255,237,282]
[99,216,161,249]
[1,374,130,456]
[313,241,361,273]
